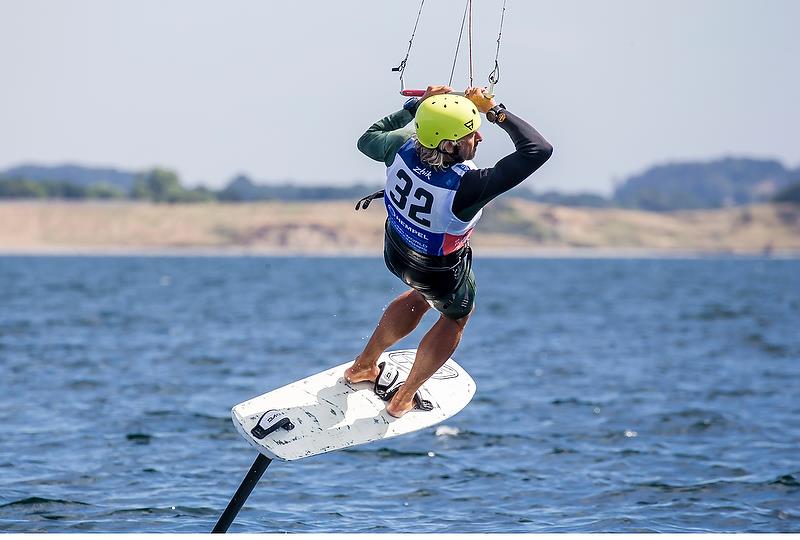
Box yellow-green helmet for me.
[415,94,481,149]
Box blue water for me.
[0,256,798,532]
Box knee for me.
[454,314,471,329]
[446,306,474,329]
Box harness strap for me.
[355,190,385,211]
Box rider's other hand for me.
[421,85,454,101]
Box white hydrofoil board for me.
[232,349,475,461]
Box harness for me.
[384,220,472,299]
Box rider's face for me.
[457,131,483,161]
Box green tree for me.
[774,182,800,204]
[0,178,47,198]
[132,168,185,202]
[177,186,217,202]
[46,181,87,199]
[86,182,125,199]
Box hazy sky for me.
[2,0,798,194]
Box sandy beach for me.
[1,199,798,257]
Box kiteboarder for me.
[346,85,553,417]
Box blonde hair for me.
[413,135,459,170]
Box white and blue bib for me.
[384,139,482,256]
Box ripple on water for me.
[649,408,742,436]
[0,497,94,526]
[341,447,431,459]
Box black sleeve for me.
[452,109,553,221]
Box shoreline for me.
[1,245,798,259]
[2,200,798,258]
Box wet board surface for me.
[231,349,476,461]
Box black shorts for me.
[383,222,476,320]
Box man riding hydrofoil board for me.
[346,85,553,417]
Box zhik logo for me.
[413,166,432,179]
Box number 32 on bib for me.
[384,139,483,257]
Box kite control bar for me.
[399,89,494,99]
[400,89,425,97]
[400,89,468,97]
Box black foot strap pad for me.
[374,361,402,401]
[412,391,434,412]
[385,383,433,412]
[251,412,295,439]
[374,362,433,412]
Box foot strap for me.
[410,389,434,411]
[250,412,295,439]
[374,362,433,412]
[374,361,402,400]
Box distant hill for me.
[774,166,800,204]
[0,164,137,191]
[4,158,799,210]
[519,189,612,208]
[613,158,796,211]
[218,176,613,207]
[218,175,380,202]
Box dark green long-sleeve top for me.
[357,105,553,222]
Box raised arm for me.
[357,85,456,166]
[453,89,553,221]
[356,109,416,166]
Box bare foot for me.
[385,393,415,418]
[344,358,380,384]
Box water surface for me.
[0,256,798,532]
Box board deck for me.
[231,349,476,461]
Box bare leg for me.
[386,310,472,418]
[344,289,431,383]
